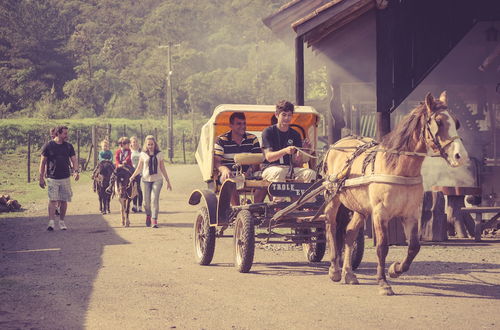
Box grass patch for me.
[0,150,93,218]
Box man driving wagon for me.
[214,101,317,203]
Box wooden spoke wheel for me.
[302,227,326,262]
[233,210,255,273]
[194,206,216,265]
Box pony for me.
[322,91,468,295]
[114,165,137,227]
[93,160,114,214]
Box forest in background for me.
[0,0,328,120]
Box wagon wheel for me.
[233,210,255,273]
[194,206,216,265]
[340,228,365,270]
[302,227,326,262]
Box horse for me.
[114,165,137,227]
[322,91,469,295]
[93,160,114,214]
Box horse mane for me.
[380,104,427,168]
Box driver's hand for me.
[303,138,312,150]
[284,146,296,155]
[219,167,233,182]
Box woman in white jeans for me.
[130,135,172,228]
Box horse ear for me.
[425,92,434,114]
[439,91,447,105]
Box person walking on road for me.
[39,126,80,230]
[130,136,143,213]
[130,135,172,228]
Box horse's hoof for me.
[329,269,342,282]
[343,272,359,285]
[378,286,395,296]
[388,262,401,278]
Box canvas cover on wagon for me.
[195,104,321,182]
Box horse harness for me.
[271,110,460,222]
[116,166,138,199]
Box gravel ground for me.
[1,164,499,330]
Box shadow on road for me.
[0,213,128,329]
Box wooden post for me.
[375,1,394,140]
[77,130,81,171]
[182,131,186,164]
[154,127,158,139]
[123,124,126,137]
[295,35,304,106]
[106,124,112,141]
[420,191,447,241]
[140,124,143,144]
[27,132,31,183]
[91,125,97,168]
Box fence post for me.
[123,124,126,137]
[92,125,97,168]
[77,130,81,171]
[27,132,31,183]
[182,131,186,164]
[154,128,158,140]
[140,124,143,144]
[106,123,112,141]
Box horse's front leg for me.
[372,208,394,295]
[98,191,103,213]
[120,199,125,226]
[125,199,131,227]
[388,216,420,278]
[325,199,342,282]
[342,212,364,284]
[105,194,111,213]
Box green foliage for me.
[1,0,328,121]
[0,118,205,165]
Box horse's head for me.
[423,91,469,167]
[114,166,132,196]
[98,160,114,177]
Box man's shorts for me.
[47,178,73,202]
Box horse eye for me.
[455,119,460,130]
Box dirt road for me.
[1,164,499,329]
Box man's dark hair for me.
[276,100,294,114]
[229,112,246,124]
[55,126,68,135]
[49,127,57,138]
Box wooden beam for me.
[295,35,305,106]
[375,2,394,139]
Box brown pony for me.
[322,92,468,295]
[114,165,136,227]
[93,160,114,214]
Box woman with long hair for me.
[130,136,143,213]
[130,135,172,228]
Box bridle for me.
[116,166,137,199]
[423,110,461,164]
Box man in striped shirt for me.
[214,112,261,184]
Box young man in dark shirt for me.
[261,100,316,184]
[39,126,80,230]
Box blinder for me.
[424,111,461,162]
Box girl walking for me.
[130,136,143,213]
[130,135,172,228]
